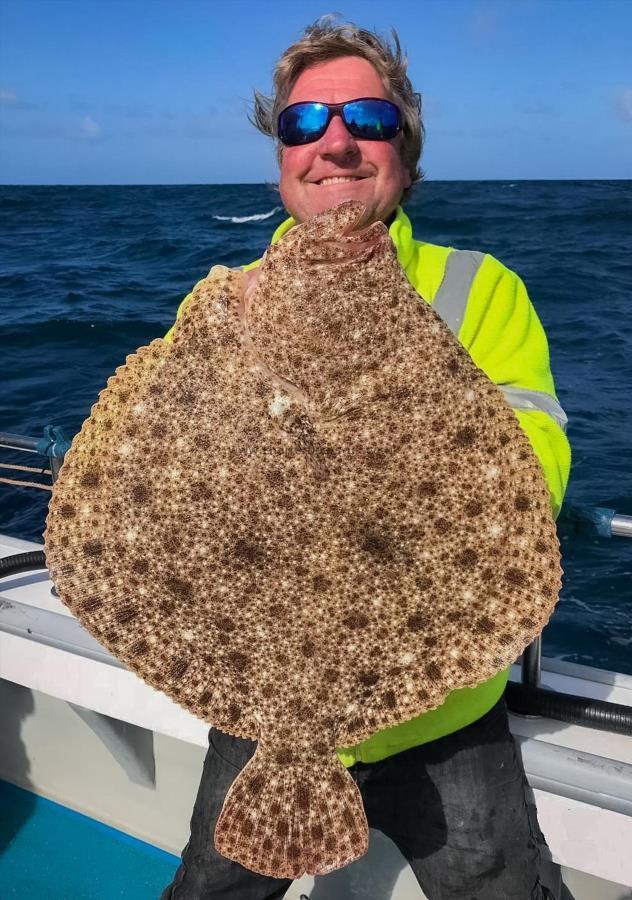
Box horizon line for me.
[2,178,631,188]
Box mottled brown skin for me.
[44,200,562,879]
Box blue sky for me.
[1,0,630,183]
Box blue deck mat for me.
[0,779,180,898]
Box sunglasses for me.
[277,97,402,147]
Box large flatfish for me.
[44,200,562,879]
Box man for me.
[161,18,571,900]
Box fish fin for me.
[214,744,368,879]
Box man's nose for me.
[318,114,359,161]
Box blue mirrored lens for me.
[279,103,329,145]
[343,99,400,139]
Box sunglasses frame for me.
[277,97,403,147]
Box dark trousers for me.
[161,695,556,900]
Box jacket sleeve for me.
[458,254,571,519]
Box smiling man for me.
[276,55,411,225]
[161,17,570,900]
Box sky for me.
[0,0,631,184]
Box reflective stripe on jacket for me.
[165,206,571,766]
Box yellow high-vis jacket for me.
[165,206,571,766]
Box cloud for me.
[78,115,103,140]
[0,87,37,110]
[0,88,17,105]
[469,2,498,40]
[516,99,558,116]
[614,87,632,122]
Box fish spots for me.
[131,558,149,575]
[114,604,138,625]
[464,499,484,517]
[454,426,477,448]
[59,503,76,519]
[456,656,474,673]
[216,616,236,633]
[287,843,301,861]
[194,434,212,451]
[342,613,370,630]
[426,662,442,681]
[418,480,438,498]
[130,483,151,505]
[358,671,379,687]
[330,769,347,790]
[359,529,393,560]
[505,567,527,588]
[227,650,251,672]
[535,539,548,554]
[170,657,190,679]
[383,690,397,709]
[295,783,310,810]
[231,539,266,567]
[226,702,241,724]
[80,470,100,488]
[248,773,265,795]
[82,539,103,559]
[276,748,293,765]
[342,807,356,828]
[433,517,451,534]
[312,574,331,592]
[364,448,387,468]
[514,494,530,511]
[415,575,433,591]
[81,597,102,613]
[128,638,147,658]
[164,575,192,601]
[456,548,479,568]
[406,612,427,631]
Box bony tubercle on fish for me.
[44,200,561,879]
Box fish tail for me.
[214,743,368,879]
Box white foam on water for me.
[213,206,282,224]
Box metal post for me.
[611,514,632,538]
[522,636,541,688]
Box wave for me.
[212,206,282,224]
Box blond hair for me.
[252,16,424,199]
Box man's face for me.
[278,56,411,225]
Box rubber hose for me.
[506,682,632,736]
[0,550,46,577]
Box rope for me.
[0,462,52,476]
[0,476,52,491]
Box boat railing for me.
[1,426,632,736]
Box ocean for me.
[1,181,631,674]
